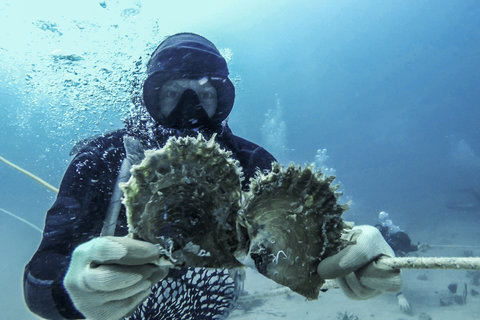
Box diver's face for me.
[157,78,217,118]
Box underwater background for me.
[1,0,479,319]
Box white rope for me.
[0,207,42,233]
[379,256,480,270]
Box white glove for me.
[317,225,402,300]
[396,292,412,313]
[64,236,172,320]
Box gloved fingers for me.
[337,273,382,300]
[83,264,161,292]
[317,225,395,279]
[339,224,361,242]
[79,276,152,307]
[72,237,128,265]
[73,236,161,266]
[317,248,356,279]
[359,274,402,293]
[317,227,365,278]
[338,225,395,270]
[104,287,153,320]
[94,236,163,265]
[357,259,402,292]
[343,272,382,300]
[147,266,170,285]
[64,238,170,320]
[102,277,153,302]
[397,293,412,313]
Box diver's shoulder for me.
[220,125,260,150]
[232,135,263,151]
[222,126,276,162]
[69,129,127,156]
[227,131,269,153]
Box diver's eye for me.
[200,91,216,100]
[166,90,178,98]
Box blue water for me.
[1,0,479,319]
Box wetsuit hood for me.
[143,33,235,128]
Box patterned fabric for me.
[127,268,242,320]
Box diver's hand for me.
[396,292,412,314]
[317,225,402,300]
[64,236,172,320]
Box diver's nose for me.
[177,89,201,112]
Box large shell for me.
[121,134,243,268]
[235,163,347,299]
[121,133,349,299]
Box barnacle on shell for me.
[235,163,348,299]
[120,134,244,268]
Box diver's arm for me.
[24,146,121,319]
[24,250,83,319]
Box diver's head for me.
[143,32,235,129]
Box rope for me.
[0,155,56,233]
[238,256,480,303]
[0,155,59,193]
[0,207,43,233]
[424,244,480,249]
[378,256,480,270]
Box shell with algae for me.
[121,133,348,299]
[235,163,348,299]
[120,134,244,268]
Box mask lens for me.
[157,79,218,129]
[161,89,214,129]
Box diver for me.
[375,211,418,314]
[23,33,403,320]
[376,211,418,258]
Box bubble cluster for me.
[0,1,233,151]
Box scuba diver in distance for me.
[376,211,418,314]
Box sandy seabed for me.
[230,210,480,320]
[230,267,480,320]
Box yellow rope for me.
[0,155,59,194]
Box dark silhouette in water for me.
[376,225,418,257]
[445,187,480,212]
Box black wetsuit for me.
[24,124,275,320]
[376,225,418,257]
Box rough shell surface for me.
[121,133,348,299]
[121,134,243,268]
[236,163,347,299]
